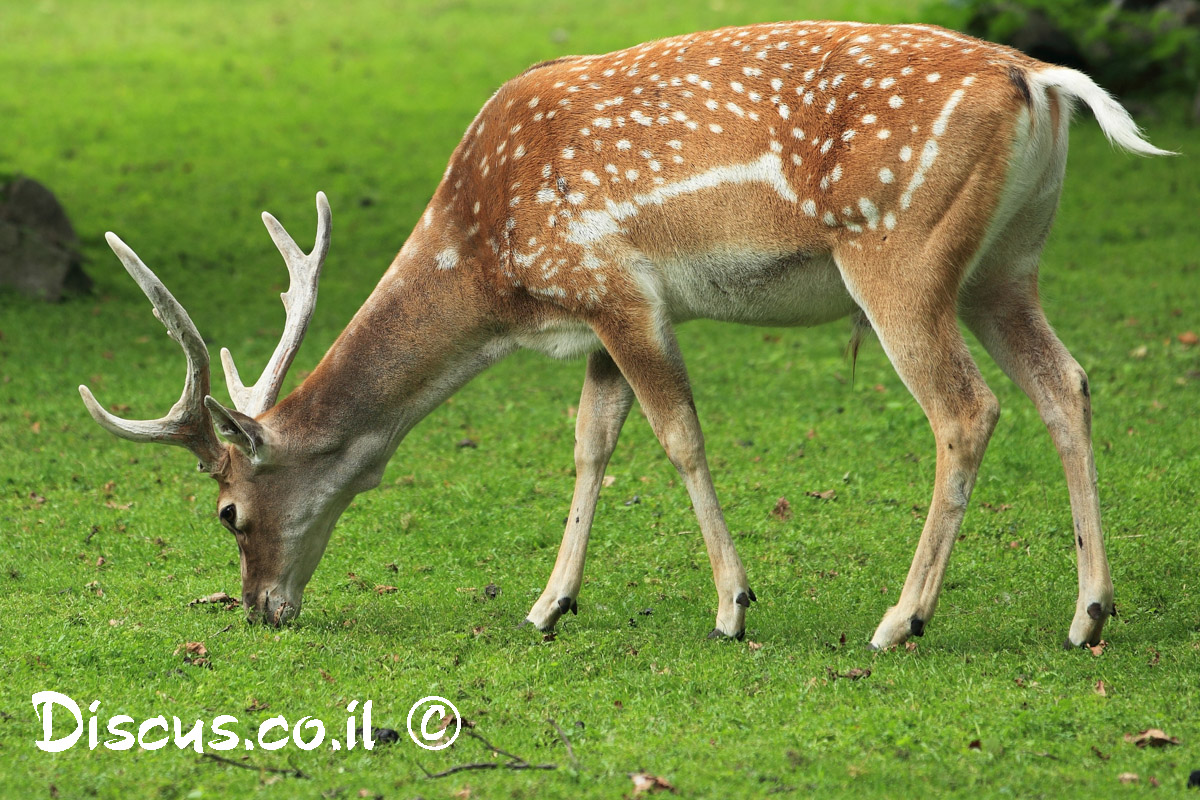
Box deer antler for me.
[221,192,331,417]
[79,233,224,471]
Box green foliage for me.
[926,0,1200,96]
[1,1,1197,798]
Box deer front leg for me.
[526,351,634,631]
[593,312,754,639]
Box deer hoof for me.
[706,627,746,641]
[735,591,751,608]
[909,617,926,637]
[557,596,578,616]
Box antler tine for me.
[221,191,331,417]
[79,233,223,470]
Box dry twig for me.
[199,752,309,779]
[420,728,558,779]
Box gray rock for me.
[0,176,91,301]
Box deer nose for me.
[245,588,299,626]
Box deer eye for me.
[219,504,238,532]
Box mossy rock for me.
[0,176,91,301]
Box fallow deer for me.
[81,21,1171,648]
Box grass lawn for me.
[2,1,1198,797]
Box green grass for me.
[2,1,1198,797]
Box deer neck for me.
[265,226,510,490]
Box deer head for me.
[80,194,340,625]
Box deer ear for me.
[204,396,267,459]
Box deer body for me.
[83,21,1170,647]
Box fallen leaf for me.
[175,641,210,668]
[905,641,918,653]
[1088,640,1107,657]
[1090,745,1110,760]
[968,739,982,751]
[1147,648,1160,667]
[1094,680,1107,697]
[104,501,133,510]
[1178,331,1198,346]
[1124,728,1180,748]
[187,591,237,607]
[806,489,837,501]
[770,496,792,521]
[826,667,871,680]
[245,698,269,712]
[1129,345,1149,359]
[484,582,500,599]
[30,421,42,434]
[319,669,335,684]
[375,585,398,594]
[175,641,208,657]
[1149,777,1160,788]
[455,437,478,449]
[95,556,106,568]
[630,771,676,795]
[747,641,763,651]
[1118,772,1139,784]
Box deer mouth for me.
[247,590,299,626]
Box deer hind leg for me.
[836,249,1000,650]
[963,265,1113,648]
[526,351,634,631]
[591,308,754,639]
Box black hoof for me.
[735,592,751,608]
[866,641,880,652]
[748,588,757,602]
[1063,637,1081,651]
[1086,602,1104,621]
[557,596,577,616]
[909,617,925,637]
[706,628,746,641]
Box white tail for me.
[1032,66,1177,156]
[82,21,1170,647]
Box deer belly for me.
[656,250,855,327]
